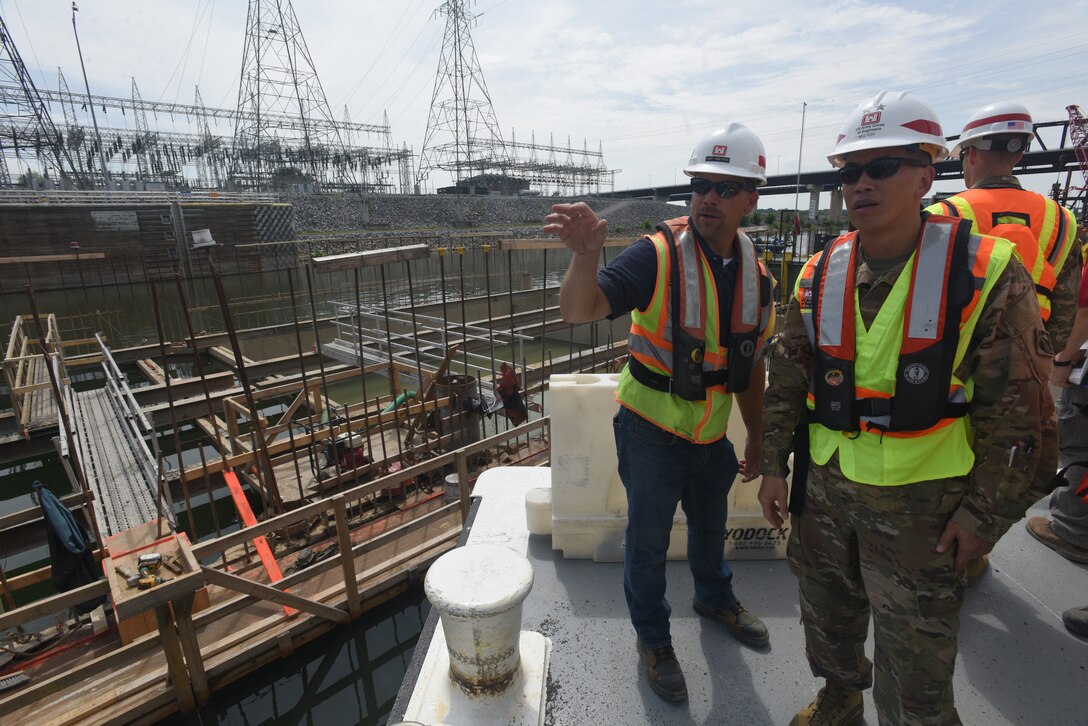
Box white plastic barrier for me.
[530,373,788,560]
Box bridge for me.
[603,118,1086,209]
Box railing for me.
[96,334,170,502]
[1,313,62,433]
[0,417,549,721]
[0,189,281,205]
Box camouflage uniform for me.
[1044,224,1081,354]
[761,241,1055,725]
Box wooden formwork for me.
[0,418,550,725]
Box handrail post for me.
[334,494,362,618]
[455,450,471,523]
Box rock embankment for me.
[282,193,686,246]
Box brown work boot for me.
[693,598,770,647]
[636,639,687,702]
[790,683,864,726]
[1063,606,1088,639]
[1026,517,1088,563]
[965,553,989,585]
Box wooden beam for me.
[0,253,106,264]
[333,495,361,618]
[173,593,209,705]
[0,490,88,533]
[0,628,162,716]
[191,447,460,559]
[311,244,430,273]
[156,604,197,712]
[0,580,108,631]
[199,566,349,624]
[136,358,167,384]
[447,230,510,239]
[499,237,633,251]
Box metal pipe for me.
[205,250,283,515]
[286,268,328,500]
[304,261,346,491]
[148,278,196,537]
[173,274,230,555]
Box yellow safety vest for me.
[797,216,1014,485]
[617,217,774,443]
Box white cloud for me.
[2,0,1084,201]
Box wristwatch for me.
[1054,357,1072,367]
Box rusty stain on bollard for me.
[424,543,534,695]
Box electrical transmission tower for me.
[417,0,510,192]
[1067,106,1088,191]
[194,86,222,189]
[0,15,84,188]
[130,78,155,182]
[56,68,87,179]
[231,0,355,192]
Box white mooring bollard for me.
[424,543,534,693]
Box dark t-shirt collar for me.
[689,217,736,267]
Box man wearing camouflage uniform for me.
[757,91,1055,725]
[925,102,1081,581]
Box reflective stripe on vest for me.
[925,191,1077,320]
[793,218,1015,484]
[627,218,765,376]
[618,217,772,443]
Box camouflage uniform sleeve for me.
[759,297,812,478]
[952,260,1054,543]
[1044,242,1082,354]
[755,292,777,359]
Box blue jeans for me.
[613,406,740,648]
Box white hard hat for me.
[828,90,949,167]
[950,101,1034,157]
[684,122,768,186]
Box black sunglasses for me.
[690,177,753,198]
[836,157,929,185]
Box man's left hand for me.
[739,436,761,483]
[935,520,994,571]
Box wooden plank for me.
[311,244,430,273]
[131,370,235,406]
[5,314,23,360]
[322,529,458,602]
[0,252,106,264]
[199,567,349,624]
[500,237,633,251]
[333,495,361,618]
[207,345,239,367]
[136,358,166,383]
[0,490,88,533]
[0,580,108,631]
[352,502,460,558]
[192,447,457,558]
[447,230,509,239]
[155,604,197,712]
[191,495,331,558]
[173,593,209,705]
[0,637,163,717]
[1,504,461,723]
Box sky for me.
[2,0,1086,207]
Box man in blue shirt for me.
[545,123,776,703]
